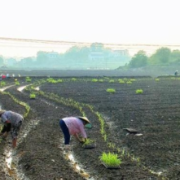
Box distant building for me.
[87,49,130,69]
[48,52,59,59]
[111,49,129,57]
[88,52,104,61]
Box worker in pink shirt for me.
[59,116,90,148]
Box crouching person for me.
[0,110,23,148]
[59,116,90,150]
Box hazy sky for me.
[0,0,180,57]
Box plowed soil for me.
[0,76,180,180]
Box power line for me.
[0,37,180,47]
[0,37,90,45]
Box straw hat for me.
[0,110,5,115]
[77,116,90,124]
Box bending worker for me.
[59,116,90,147]
[0,110,23,148]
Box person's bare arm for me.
[12,138,17,148]
[74,134,86,143]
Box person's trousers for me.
[59,119,70,144]
[11,121,22,139]
[1,121,22,139]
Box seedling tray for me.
[82,144,96,149]
[101,162,120,169]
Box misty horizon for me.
[1,37,180,58]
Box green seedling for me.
[117,148,121,153]
[91,79,98,82]
[109,79,115,83]
[100,152,122,167]
[103,134,107,142]
[99,79,104,82]
[82,138,96,149]
[127,81,132,84]
[121,149,125,156]
[155,78,160,81]
[111,143,115,150]
[30,93,36,99]
[106,88,116,93]
[47,78,57,83]
[26,77,32,82]
[57,79,63,83]
[108,142,112,148]
[119,79,125,84]
[82,138,95,147]
[0,81,6,86]
[71,78,77,81]
[15,81,20,85]
[136,89,143,94]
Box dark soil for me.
[1,76,180,180]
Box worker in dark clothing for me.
[0,110,23,148]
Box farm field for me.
[0,76,180,180]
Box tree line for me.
[127,47,180,68]
[0,45,179,70]
[0,43,130,70]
